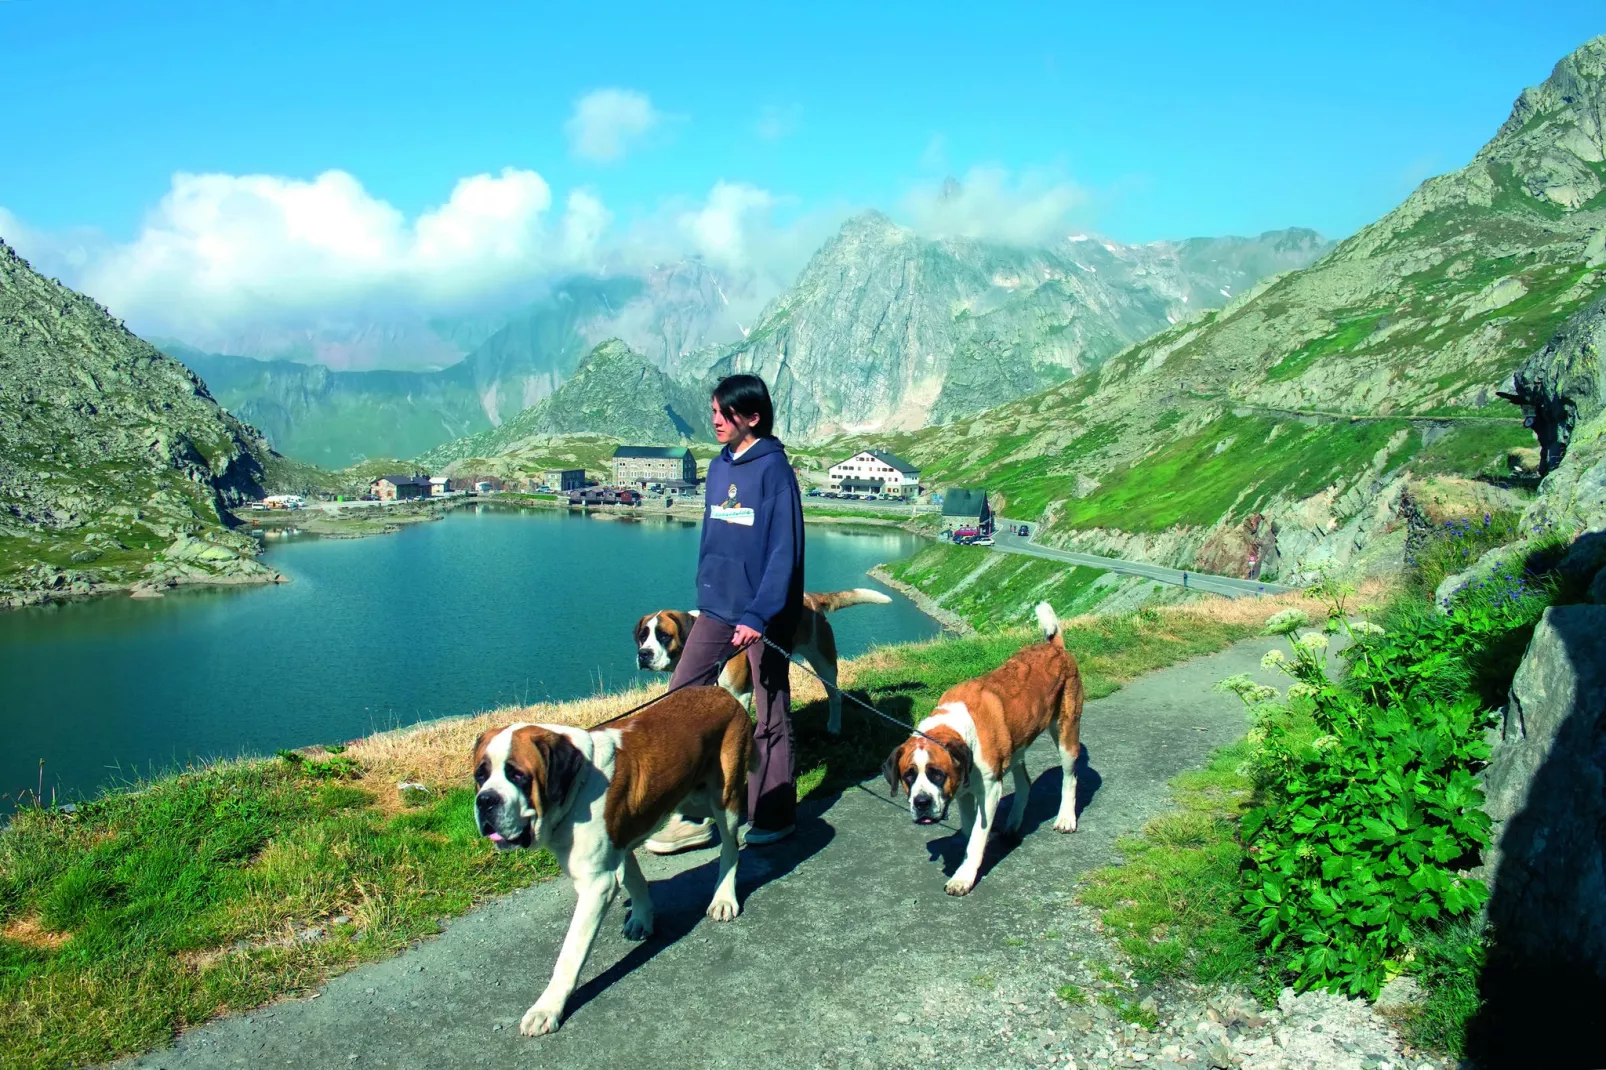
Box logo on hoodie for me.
[711,480,754,527]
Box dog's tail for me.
[1035,602,1063,647]
[803,588,894,614]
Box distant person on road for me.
[646,373,805,854]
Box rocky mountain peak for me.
[1480,34,1606,211]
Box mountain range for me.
[165,224,1329,465]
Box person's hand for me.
[732,624,762,648]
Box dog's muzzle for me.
[911,792,944,825]
[477,790,533,850]
[636,648,656,669]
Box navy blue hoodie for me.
[696,436,804,634]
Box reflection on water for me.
[0,508,936,808]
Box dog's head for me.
[634,610,698,672]
[472,724,587,850]
[882,727,971,825]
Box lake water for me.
[0,508,937,809]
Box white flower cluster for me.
[1261,649,1287,670]
[1351,621,1386,637]
[1262,609,1309,636]
[1286,682,1318,699]
[1295,632,1330,655]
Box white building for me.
[429,476,452,496]
[827,450,922,498]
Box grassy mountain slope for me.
[419,340,714,475]
[835,36,1606,581]
[0,241,281,603]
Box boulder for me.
[1482,604,1606,976]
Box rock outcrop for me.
[1474,603,1606,1063]
[419,340,711,471]
[0,239,279,605]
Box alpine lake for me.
[0,506,939,812]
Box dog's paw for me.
[1053,813,1078,833]
[706,895,740,922]
[519,1003,563,1036]
[944,875,975,897]
[621,908,654,941]
[825,712,842,736]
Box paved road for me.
[991,524,1295,599]
[122,637,1291,1070]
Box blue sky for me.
[1,0,1600,341]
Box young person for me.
[646,374,804,852]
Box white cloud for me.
[901,165,1086,246]
[565,88,662,163]
[11,167,605,340]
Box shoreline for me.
[868,563,975,636]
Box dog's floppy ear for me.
[534,734,587,812]
[882,744,906,796]
[471,725,501,767]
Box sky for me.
[0,0,1601,347]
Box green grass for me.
[1052,413,1411,531]
[1055,982,1088,1004]
[886,543,1122,630]
[1409,423,1536,480]
[0,760,557,1069]
[1266,309,1393,383]
[1077,740,1266,991]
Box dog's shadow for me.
[563,811,835,1018]
[923,745,1103,880]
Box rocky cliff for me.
[419,339,711,472]
[863,35,1606,583]
[0,240,281,605]
[706,213,1329,438]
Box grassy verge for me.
[0,760,556,1070]
[1070,525,1578,1059]
[0,589,1300,1068]
[1077,740,1265,992]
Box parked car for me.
[973,535,995,546]
[807,488,821,497]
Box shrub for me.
[1230,578,1510,997]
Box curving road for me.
[990,522,1296,600]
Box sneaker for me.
[644,816,717,855]
[742,824,795,846]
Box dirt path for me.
[122,636,1298,1070]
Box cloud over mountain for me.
[565,88,662,163]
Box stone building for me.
[611,446,697,487]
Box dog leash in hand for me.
[753,634,964,762]
[585,633,960,761]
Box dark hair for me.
[712,374,775,439]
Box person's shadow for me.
[924,745,1103,880]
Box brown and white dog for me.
[882,602,1084,897]
[633,587,892,734]
[472,685,753,1035]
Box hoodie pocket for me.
[698,552,756,607]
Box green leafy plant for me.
[1229,579,1500,997]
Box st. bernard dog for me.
[633,587,892,734]
[472,685,753,1035]
[882,602,1084,897]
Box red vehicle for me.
[951,526,980,544]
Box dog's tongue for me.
[487,831,506,843]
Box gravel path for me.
[121,636,1440,1070]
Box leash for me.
[591,631,960,764]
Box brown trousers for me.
[667,614,796,831]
